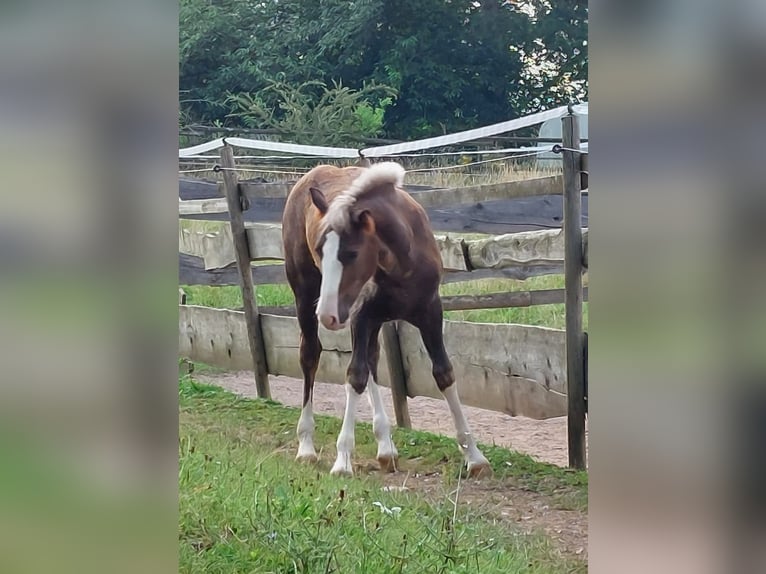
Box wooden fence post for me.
[219,144,271,398]
[562,112,587,469]
[381,321,412,428]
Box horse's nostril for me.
[319,314,339,329]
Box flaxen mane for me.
[321,162,406,232]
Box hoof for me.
[295,453,318,464]
[467,462,493,479]
[330,465,353,477]
[377,454,399,473]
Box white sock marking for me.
[317,231,342,326]
[296,399,316,460]
[367,377,398,464]
[443,384,489,470]
[331,384,360,475]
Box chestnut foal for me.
[282,162,491,477]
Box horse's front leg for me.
[295,296,322,463]
[330,314,375,476]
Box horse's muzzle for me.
[318,313,346,331]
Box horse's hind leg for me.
[295,294,322,463]
[367,322,398,472]
[415,299,492,478]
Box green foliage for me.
[226,80,396,146]
[179,0,588,138]
[354,96,393,137]
[179,376,587,573]
[510,1,589,113]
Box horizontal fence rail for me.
[178,222,588,279]
[179,305,568,420]
[250,287,588,317]
[179,176,589,236]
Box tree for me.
[179,0,588,139]
[226,80,396,146]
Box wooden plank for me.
[397,321,567,420]
[179,196,589,236]
[239,180,438,200]
[179,197,228,216]
[179,225,235,270]
[240,181,296,199]
[245,223,286,261]
[178,250,561,288]
[466,228,587,271]
[180,179,588,235]
[409,175,563,208]
[237,287,587,317]
[180,196,288,225]
[182,223,572,274]
[220,145,271,399]
[441,287,589,311]
[179,306,566,419]
[562,113,587,469]
[381,321,412,428]
[179,178,219,201]
[179,193,588,235]
[422,195,586,235]
[435,235,468,271]
[181,176,564,209]
[179,253,286,286]
[179,305,255,371]
[253,226,474,270]
[442,265,564,282]
[258,304,297,316]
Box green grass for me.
[181,274,588,330]
[179,374,586,573]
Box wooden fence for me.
[178,113,588,467]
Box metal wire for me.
[406,150,548,173]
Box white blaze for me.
[317,231,343,326]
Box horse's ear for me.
[309,187,328,214]
[353,209,376,234]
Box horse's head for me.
[309,186,380,330]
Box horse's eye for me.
[338,250,357,264]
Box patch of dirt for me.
[196,371,587,468]
[379,471,587,562]
[195,370,588,562]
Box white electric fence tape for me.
[179,104,587,160]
